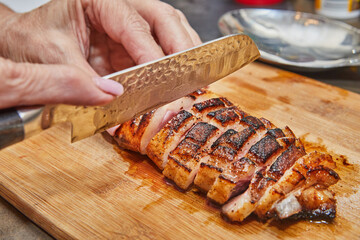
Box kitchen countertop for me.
[1,0,359,239]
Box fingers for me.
[83,0,164,64]
[0,58,123,109]
[83,0,201,65]
[132,1,202,54]
[175,9,202,46]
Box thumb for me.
[0,58,124,109]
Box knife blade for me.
[0,33,259,149]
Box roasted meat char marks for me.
[265,151,339,220]
[114,111,154,152]
[194,126,257,192]
[223,149,339,222]
[147,97,234,173]
[207,125,296,205]
[162,98,243,190]
[193,97,229,112]
[187,88,209,100]
[115,89,214,155]
[163,122,219,189]
[221,139,306,222]
[146,110,195,170]
[194,115,268,193]
[113,91,340,223]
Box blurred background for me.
[162,0,360,93]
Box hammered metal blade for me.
[49,33,259,142]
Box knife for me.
[0,33,260,149]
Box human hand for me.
[0,0,201,109]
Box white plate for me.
[218,9,360,71]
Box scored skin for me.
[207,126,297,205]
[147,110,195,169]
[194,117,268,193]
[254,151,339,219]
[220,139,305,222]
[114,111,153,152]
[139,96,196,154]
[223,151,339,222]
[146,91,222,170]
[114,89,214,155]
[163,122,219,189]
[162,98,245,189]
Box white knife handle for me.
[0,107,44,149]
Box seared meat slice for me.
[161,100,249,189]
[222,139,305,221]
[254,151,339,219]
[114,89,217,154]
[146,97,235,170]
[207,127,296,205]
[194,120,267,192]
[113,112,153,153]
[163,122,219,189]
[272,186,336,220]
[146,110,197,169]
[223,151,339,222]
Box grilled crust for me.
[207,126,296,205]
[224,151,339,221]
[221,139,308,221]
[113,89,216,155]
[295,187,337,220]
[163,122,219,189]
[114,112,154,152]
[153,97,239,189]
[112,89,340,223]
[194,117,267,193]
[146,110,195,170]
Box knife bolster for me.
[0,108,24,149]
[17,107,44,140]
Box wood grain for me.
[0,62,359,239]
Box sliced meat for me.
[114,89,217,154]
[254,151,339,219]
[146,97,234,170]
[194,123,266,192]
[138,96,195,154]
[161,99,249,189]
[163,122,219,189]
[207,127,296,205]
[146,110,197,170]
[271,186,336,220]
[113,112,153,153]
[221,139,305,221]
[111,89,340,224]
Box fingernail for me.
[93,77,124,96]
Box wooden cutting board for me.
[1,62,359,239]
